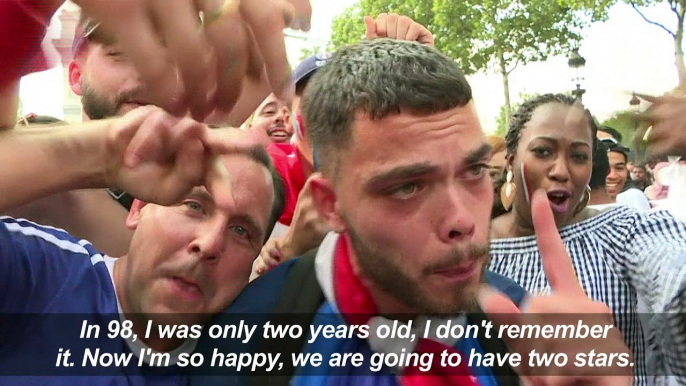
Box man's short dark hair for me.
[601,138,630,164]
[241,146,285,242]
[302,39,473,176]
[598,126,622,143]
[589,142,609,190]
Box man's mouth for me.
[170,276,203,300]
[118,101,150,113]
[546,189,571,214]
[268,127,291,142]
[432,261,478,283]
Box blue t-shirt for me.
[0,217,189,385]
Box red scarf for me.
[332,234,480,386]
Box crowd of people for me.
[2,1,686,385]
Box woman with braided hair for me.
[488,93,686,384]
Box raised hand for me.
[105,106,257,208]
[479,190,633,385]
[72,0,309,121]
[635,92,686,158]
[364,13,434,47]
[252,173,330,278]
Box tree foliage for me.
[299,46,325,62]
[331,0,600,75]
[494,92,541,136]
[330,0,601,124]
[600,110,640,146]
[600,109,650,161]
[619,0,686,87]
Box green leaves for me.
[331,0,596,77]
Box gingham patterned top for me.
[489,206,686,384]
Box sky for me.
[18,0,685,134]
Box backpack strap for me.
[247,249,324,386]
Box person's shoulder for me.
[618,188,648,200]
[0,216,104,259]
[223,258,302,314]
[484,271,527,307]
[0,217,115,314]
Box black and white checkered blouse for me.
[489,206,686,385]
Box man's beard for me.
[346,225,490,316]
[81,78,142,120]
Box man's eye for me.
[231,225,250,239]
[387,182,422,199]
[184,201,204,213]
[466,164,489,179]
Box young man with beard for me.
[193,40,632,386]
[0,106,285,384]
[5,12,286,256]
[4,15,142,256]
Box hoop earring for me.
[500,169,517,211]
[574,185,592,216]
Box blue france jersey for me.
[0,217,189,385]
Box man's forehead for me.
[349,104,483,151]
[258,94,283,109]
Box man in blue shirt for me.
[0,106,284,384]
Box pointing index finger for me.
[531,189,585,297]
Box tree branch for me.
[668,0,677,13]
[630,1,676,37]
[506,57,521,75]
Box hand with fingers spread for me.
[71,0,310,121]
[105,106,257,207]
[480,190,633,386]
[252,173,330,279]
[364,13,434,47]
[635,92,686,158]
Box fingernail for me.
[302,20,311,32]
[290,18,302,30]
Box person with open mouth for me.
[488,93,686,384]
[247,93,294,145]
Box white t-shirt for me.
[616,188,651,211]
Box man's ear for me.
[309,173,346,233]
[126,199,148,230]
[68,59,84,96]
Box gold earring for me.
[574,185,591,216]
[500,169,517,211]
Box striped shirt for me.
[489,206,686,385]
